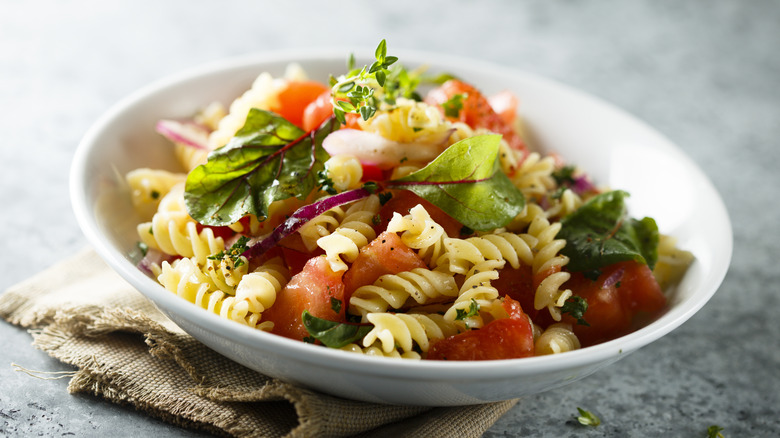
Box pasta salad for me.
[128,41,693,360]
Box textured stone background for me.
[1,1,778,436]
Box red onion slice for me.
[243,187,372,260]
[156,119,210,150]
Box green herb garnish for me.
[137,241,149,257]
[576,407,601,426]
[561,296,589,326]
[388,134,525,231]
[455,299,480,321]
[558,190,658,272]
[552,165,577,186]
[302,311,373,348]
[442,93,465,118]
[330,297,342,314]
[330,39,398,124]
[208,236,250,268]
[706,425,725,438]
[184,109,337,226]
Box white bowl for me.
[70,49,732,406]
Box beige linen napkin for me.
[0,248,517,437]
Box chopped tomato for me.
[195,223,235,241]
[360,162,385,182]
[493,264,536,315]
[425,79,527,153]
[427,296,535,360]
[342,231,427,301]
[302,90,363,132]
[272,80,330,129]
[563,261,666,347]
[262,256,346,341]
[375,190,463,237]
[302,90,333,131]
[488,90,519,125]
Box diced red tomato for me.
[360,162,385,182]
[302,90,363,132]
[488,90,519,125]
[342,231,427,301]
[563,261,666,347]
[493,264,536,315]
[195,223,236,241]
[262,256,347,342]
[375,190,463,237]
[425,79,527,153]
[302,90,333,132]
[427,296,535,360]
[272,80,330,129]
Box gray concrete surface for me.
[1,1,778,436]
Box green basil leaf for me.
[302,310,373,348]
[388,134,525,231]
[184,109,337,226]
[558,190,659,272]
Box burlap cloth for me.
[0,248,517,437]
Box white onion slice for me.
[322,129,453,169]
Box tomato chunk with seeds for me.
[263,256,346,341]
[342,231,427,301]
[563,261,666,347]
[272,80,330,129]
[425,79,526,153]
[427,297,535,360]
[302,90,362,132]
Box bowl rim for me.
[70,47,733,380]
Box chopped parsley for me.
[442,93,465,118]
[208,235,250,268]
[330,297,342,314]
[317,170,338,195]
[552,165,577,186]
[561,296,589,326]
[455,299,480,321]
[137,241,149,257]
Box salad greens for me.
[184,110,338,226]
[330,39,399,124]
[184,40,522,237]
[558,190,658,274]
[388,134,525,231]
[302,311,373,348]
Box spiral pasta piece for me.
[544,188,584,220]
[207,64,306,149]
[158,257,271,330]
[386,204,447,266]
[534,323,581,355]
[234,257,290,314]
[510,152,557,201]
[362,312,460,355]
[349,268,458,318]
[437,232,536,275]
[317,195,380,272]
[297,205,347,252]
[138,212,225,265]
[358,98,451,144]
[125,168,187,221]
[203,256,250,294]
[324,155,363,192]
[653,234,695,290]
[443,259,505,326]
[340,342,422,360]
